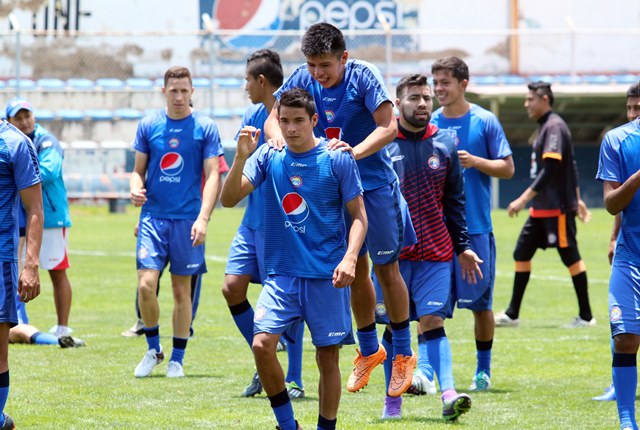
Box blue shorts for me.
[225,224,265,284]
[362,181,416,265]
[136,214,207,276]
[374,260,451,323]
[451,233,495,312]
[0,261,19,327]
[609,262,640,337]
[254,275,354,348]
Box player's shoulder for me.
[348,59,385,83]
[192,110,217,126]
[139,109,165,127]
[605,120,640,144]
[469,103,499,122]
[431,107,445,121]
[243,103,267,124]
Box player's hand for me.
[457,150,477,169]
[577,199,592,224]
[191,218,208,247]
[18,264,40,303]
[507,197,526,217]
[237,126,260,159]
[608,239,616,265]
[333,256,357,288]
[458,250,483,285]
[130,188,147,207]
[267,135,287,151]
[327,138,354,155]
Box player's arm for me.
[333,195,367,288]
[129,151,148,207]
[458,152,514,179]
[220,127,260,207]
[350,101,397,161]
[608,213,621,265]
[19,182,43,303]
[191,155,220,247]
[507,156,561,217]
[603,173,640,215]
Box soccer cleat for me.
[0,413,15,430]
[121,319,145,337]
[134,347,164,378]
[166,361,184,378]
[564,316,596,328]
[276,339,287,352]
[592,384,616,401]
[287,381,305,399]
[381,396,402,420]
[58,335,86,348]
[494,312,519,327]
[275,421,302,430]
[346,343,387,392]
[405,371,437,396]
[242,371,263,397]
[469,371,491,391]
[442,393,472,422]
[388,351,417,397]
[49,325,73,337]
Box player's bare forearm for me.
[507,187,537,217]
[19,184,43,302]
[220,156,254,207]
[264,105,283,141]
[464,154,514,179]
[604,175,640,215]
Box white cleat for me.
[134,347,164,378]
[494,312,519,327]
[166,361,184,378]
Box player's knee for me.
[221,276,249,303]
[252,334,275,358]
[373,261,402,288]
[138,283,156,299]
[315,345,340,371]
[613,334,640,354]
[420,315,444,332]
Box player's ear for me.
[341,51,348,64]
[311,113,318,127]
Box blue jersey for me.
[275,59,396,191]
[431,104,512,234]
[0,121,41,262]
[244,139,363,279]
[596,119,640,267]
[133,110,223,219]
[236,103,269,230]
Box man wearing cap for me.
[6,98,75,338]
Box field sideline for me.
[9,205,619,429]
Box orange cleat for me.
[387,351,417,397]
[346,343,387,392]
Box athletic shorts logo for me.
[137,246,149,259]
[160,152,184,176]
[290,176,303,188]
[610,305,622,322]
[214,0,282,50]
[255,305,267,321]
[428,155,440,169]
[375,302,387,317]
[168,138,180,148]
[282,192,309,224]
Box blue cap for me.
[5,98,33,119]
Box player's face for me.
[432,70,466,107]
[278,105,318,151]
[306,52,348,89]
[8,109,35,135]
[163,77,194,118]
[626,96,640,122]
[397,85,433,131]
[244,72,262,104]
[524,91,547,120]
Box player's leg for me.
[285,323,305,399]
[48,269,72,333]
[0,323,12,429]
[316,344,341,429]
[40,228,73,336]
[0,261,18,428]
[167,273,192,377]
[190,272,202,334]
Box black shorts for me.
[516,212,577,250]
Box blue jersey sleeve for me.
[243,144,273,189]
[274,64,313,100]
[12,136,41,191]
[202,119,224,159]
[355,61,391,115]
[133,116,151,154]
[329,149,363,204]
[483,113,512,160]
[596,133,621,183]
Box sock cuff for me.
[173,337,188,350]
[357,322,376,333]
[144,325,159,337]
[29,332,41,344]
[229,300,251,315]
[476,339,493,351]
[382,327,393,343]
[613,352,637,367]
[423,327,446,341]
[390,319,410,331]
[268,389,290,408]
[0,371,9,388]
[318,415,337,430]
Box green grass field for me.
[8,205,620,429]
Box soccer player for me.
[6,98,75,338]
[130,66,223,378]
[375,74,481,421]
[221,49,305,399]
[265,22,416,396]
[221,88,366,430]
[426,57,514,392]
[0,116,44,429]
[595,104,640,430]
[495,81,594,329]
[592,80,640,403]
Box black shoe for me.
[58,335,86,348]
[241,371,262,397]
[0,413,15,429]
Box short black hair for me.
[431,57,469,82]
[277,88,316,118]
[301,22,346,58]
[396,74,429,99]
[246,49,284,88]
[528,81,555,106]
[164,66,191,87]
[627,81,640,98]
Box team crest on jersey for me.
[375,302,387,317]
[325,110,335,122]
[428,155,440,170]
[290,176,303,188]
[255,305,267,321]
[610,305,622,322]
[138,246,149,259]
[168,138,180,148]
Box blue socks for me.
[417,333,434,379]
[381,328,393,390]
[356,323,379,357]
[475,339,493,377]
[144,325,161,352]
[286,324,304,388]
[270,389,296,430]
[170,337,188,365]
[390,319,412,357]
[317,414,336,430]
[229,300,255,349]
[30,332,60,345]
[0,371,8,425]
[613,352,637,430]
[424,328,455,392]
